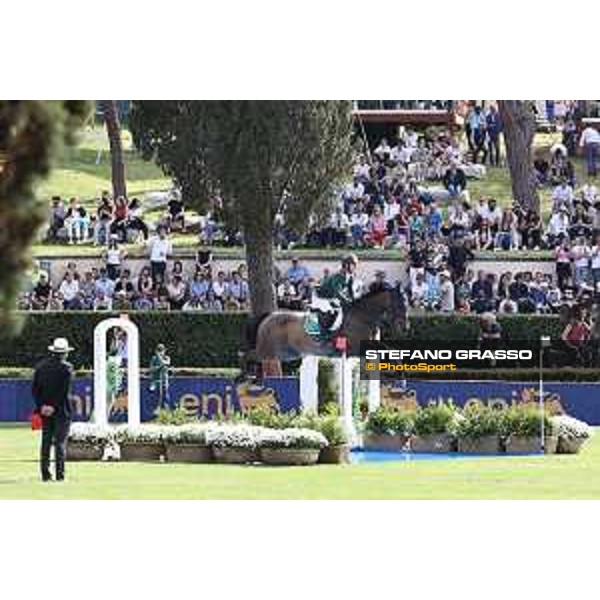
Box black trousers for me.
[151,261,167,284]
[40,415,70,480]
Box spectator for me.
[94,268,116,300]
[126,198,149,241]
[286,258,310,284]
[47,196,66,241]
[95,194,114,246]
[579,124,600,178]
[104,238,126,281]
[148,226,172,283]
[64,197,89,244]
[228,271,249,306]
[166,274,187,310]
[165,194,185,232]
[443,164,467,199]
[110,196,129,241]
[32,272,52,310]
[58,271,79,310]
[485,104,502,166]
[439,271,455,312]
[212,270,229,303]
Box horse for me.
[244,285,409,371]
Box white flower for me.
[551,415,593,441]
[68,423,112,444]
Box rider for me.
[310,254,361,335]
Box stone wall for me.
[39,254,555,286]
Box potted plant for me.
[455,405,502,454]
[502,405,556,454]
[114,425,166,461]
[363,406,414,451]
[163,424,213,463]
[206,425,261,464]
[551,415,594,454]
[67,423,110,461]
[411,403,456,453]
[316,415,351,464]
[259,428,328,466]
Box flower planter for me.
[458,436,501,454]
[260,448,321,466]
[119,442,164,462]
[165,444,213,463]
[66,442,104,461]
[411,434,453,453]
[319,444,351,464]
[363,433,409,452]
[557,437,587,454]
[544,435,558,454]
[212,447,259,464]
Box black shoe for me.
[42,475,52,482]
[56,475,65,482]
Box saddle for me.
[305,305,343,341]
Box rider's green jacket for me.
[318,272,354,306]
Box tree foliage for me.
[0,100,91,327]
[130,101,354,316]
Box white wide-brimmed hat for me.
[48,337,74,353]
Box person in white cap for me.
[31,338,74,482]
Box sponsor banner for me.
[381,380,600,425]
[1,376,301,423]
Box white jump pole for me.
[300,355,319,414]
[93,316,141,427]
[339,348,358,446]
[367,328,381,413]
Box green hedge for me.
[1,312,246,369]
[0,312,564,369]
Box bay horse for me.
[244,285,409,367]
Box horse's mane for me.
[350,286,392,309]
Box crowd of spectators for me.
[46,190,185,245]
[20,243,251,313]
[31,103,600,329]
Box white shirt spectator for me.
[212,279,229,299]
[106,248,122,266]
[591,245,600,270]
[579,126,600,147]
[59,278,79,302]
[552,184,574,211]
[548,212,569,236]
[411,280,428,305]
[572,243,590,268]
[149,236,172,263]
[351,212,369,228]
[581,183,598,204]
[439,279,455,312]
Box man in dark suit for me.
[32,337,74,482]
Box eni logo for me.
[178,383,280,418]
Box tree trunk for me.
[242,208,281,376]
[101,100,127,199]
[498,100,539,213]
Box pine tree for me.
[130,101,353,318]
[0,100,90,327]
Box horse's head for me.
[389,284,409,332]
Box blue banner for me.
[1,376,300,423]
[382,380,600,424]
[4,376,600,424]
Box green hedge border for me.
[0,311,566,370]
